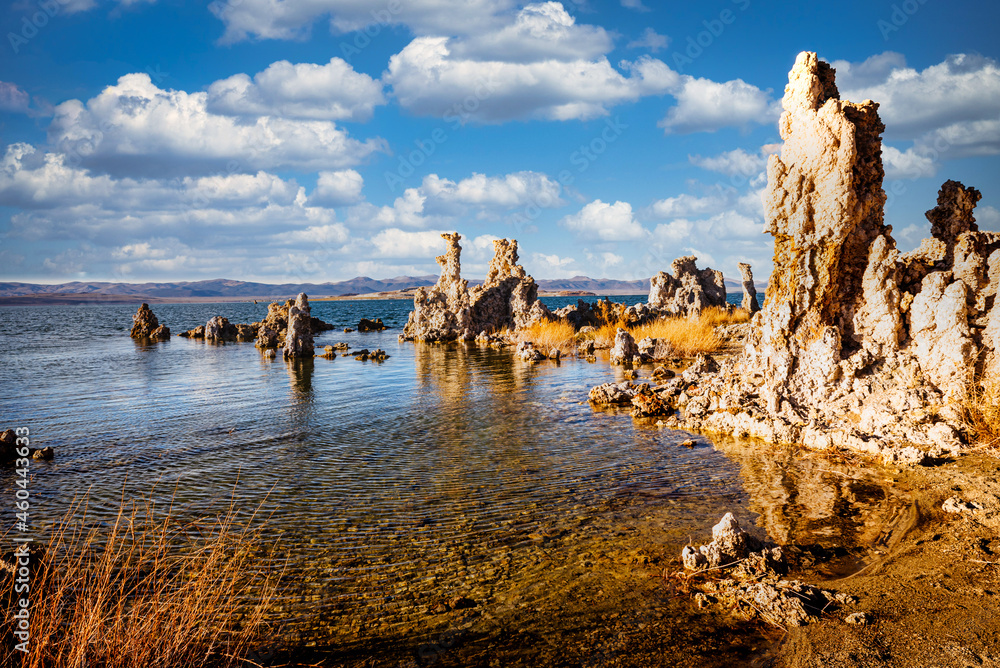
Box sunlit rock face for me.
[401,234,552,342]
[647,255,727,316]
[738,263,760,314]
[283,293,314,359]
[674,51,1000,461]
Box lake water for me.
[0,295,905,666]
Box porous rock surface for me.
[648,256,727,316]
[609,328,641,365]
[670,51,1000,461]
[130,303,169,340]
[204,316,238,342]
[738,263,760,314]
[283,293,314,359]
[400,234,553,342]
[588,381,640,405]
[681,513,839,628]
[255,297,333,350]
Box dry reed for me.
[515,320,577,355]
[1,489,283,668]
[587,307,749,357]
[965,365,1000,448]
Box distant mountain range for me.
[0,275,763,303]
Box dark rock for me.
[130,303,169,340]
[358,318,388,332]
[179,325,205,339]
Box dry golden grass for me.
[579,307,749,357]
[965,366,1000,449]
[516,320,577,355]
[2,490,283,668]
[629,317,722,358]
[700,305,751,327]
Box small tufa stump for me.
[130,303,170,340]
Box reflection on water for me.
[285,357,315,396]
[0,303,911,665]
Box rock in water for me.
[672,51,1000,461]
[130,303,169,340]
[401,234,553,342]
[255,298,333,349]
[204,316,239,343]
[358,318,387,332]
[609,328,640,365]
[516,341,546,362]
[283,293,314,359]
[588,381,640,405]
[738,263,760,313]
[648,256,727,316]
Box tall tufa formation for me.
[671,52,1000,461]
[283,293,315,358]
[401,234,552,342]
[647,256,727,316]
[738,263,760,314]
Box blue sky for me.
[1,0,998,285]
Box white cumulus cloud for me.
[312,169,365,206]
[207,58,385,122]
[561,199,648,241]
[48,73,387,177]
[659,76,779,134]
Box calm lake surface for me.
[0,296,906,666]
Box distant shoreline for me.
[0,289,759,306]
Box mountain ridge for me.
[0,275,765,300]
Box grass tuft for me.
[629,317,722,358]
[2,490,283,668]
[965,364,1000,449]
[580,307,750,358]
[516,320,577,355]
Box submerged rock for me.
[130,303,169,340]
[401,234,553,342]
[178,325,205,339]
[358,318,387,332]
[588,381,641,405]
[0,429,54,463]
[648,256,727,316]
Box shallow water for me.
[0,297,904,665]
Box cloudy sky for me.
[1,0,998,285]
